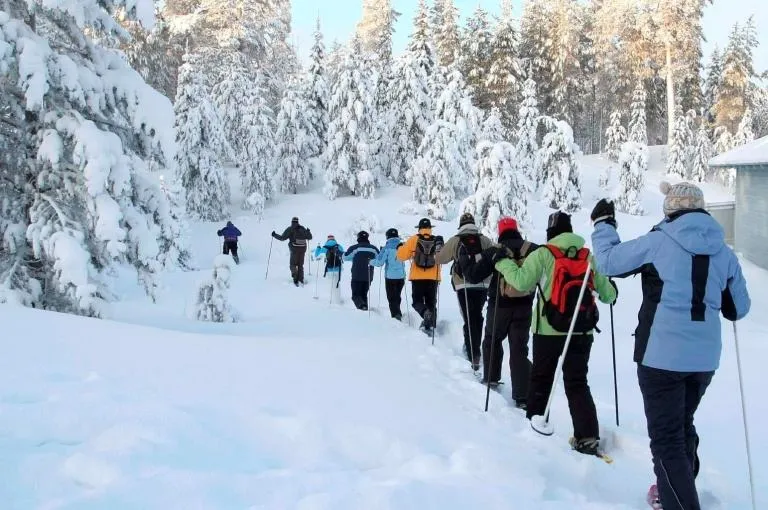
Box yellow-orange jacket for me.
[396,228,443,281]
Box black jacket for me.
[343,241,379,282]
[272,224,312,250]
[459,229,539,308]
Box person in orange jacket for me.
[397,218,444,333]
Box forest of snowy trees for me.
[1,0,766,315]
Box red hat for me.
[497,217,518,236]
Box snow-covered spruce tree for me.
[433,0,461,68]
[410,121,458,220]
[666,103,692,179]
[480,108,505,145]
[175,60,231,221]
[540,120,583,213]
[0,0,188,315]
[323,38,377,200]
[604,110,627,162]
[691,122,713,183]
[486,0,521,132]
[356,0,399,65]
[614,142,648,216]
[410,0,436,80]
[241,84,275,215]
[304,17,330,159]
[714,125,734,154]
[388,53,432,185]
[369,62,393,184]
[703,47,723,122]
[462,141,529,237]
[460,4,493,110]
[194,255,236,323]
[735,108,755,147]
[628,82,648,145]
[515,77,540,190]
[275,85,313,195]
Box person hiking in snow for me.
[397,218,444,334]
[370,228,407,320]
[217,221,242,264]
[271,217,312,286]
[435,213,494,369]
[494,211,617,456]
[590,182,751,510]
[343,231,379,311]
[313,235,345,304]
[460,217,538,408]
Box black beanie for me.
[385,228,399,239]
[458,212,475,228]
[546,211,573,241]
[357,230,370,242]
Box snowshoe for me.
[646,484,662,509]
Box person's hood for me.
[457,223,480,235]
[656,210,724,255]
[548,232,586,251]
[418,228,433,236]
[226,221,234,227]
[385,237,402,248]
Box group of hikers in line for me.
[217,180,751,510]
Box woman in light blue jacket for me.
[590,182,750,510]
[370,228,406,319]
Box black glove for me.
[488,246,508,264]
[434,235,444,250]
[397,242,404,249]
[591,199,617,228]
[271,231,278,239]
[610,279,618,301]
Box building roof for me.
[709,135,768,168]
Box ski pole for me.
[530,261,592,436]
[378,266,383,310]
[306,250,312,276]
[432,280,440,346]
[463,281,476,371]
[484,277,501,412]
[404,275,412,327]
[610,301,619,427]
[265,237,274,280]
[733,322,757,510]
[313,253,320,300]
[368,269,373,318]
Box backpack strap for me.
[545,244,564,259]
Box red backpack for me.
[542,245,599,333]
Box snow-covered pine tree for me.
[122,13,181,99]
[410,121,458,220]
[460,5,493,110]
[194,255,237,322]
[519,0,552,110]
[715,19,758,133]
[323,38,377,200]
[735,108,755,147]
[462,141,529,237]
[540,120,583,213]
[614,142,648,216]
[486,0,521,132]
[691,122,713,183]
[604,110,627,162]
[703,47,723,123]
[0,0,188,315]
[713,126,734,154]
[628,82,648,145]
[480,108,505,145]
[369,63,393,184]
[304,17,330,159]
[240,81,275,216]
[433,0,461,68]
[356,0,400,65]
[515,77,540,190]
[409,0,436,80]
[175,60,231,221]
[388,53,432,185]
[275,85,313,195]
[666,103,692,179]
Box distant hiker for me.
[435,212,493,369]
[397,218,444,333]
[590,182,751,510]
[272,217,312,286]
[370,228,407,320]
[217,221,242,264]
[460,217,537,408]
[313,235,345,304]
[494,211,617,456]
[343,231,379,310]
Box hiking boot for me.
[423,309,435,328]
[393,314,403,321]
[471,358,481,371]
[514,399,527,410]
[570,437,600,456]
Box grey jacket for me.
[435,224,494,291]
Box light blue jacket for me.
[591,211,750,372]
[313,240,344,274]
[370,238,406,279]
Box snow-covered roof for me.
[709,136,768,168]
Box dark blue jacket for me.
[217,222,241,241]
[344,241,379,282]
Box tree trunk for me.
[666,41,675,146]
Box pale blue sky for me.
[290,0,768,74]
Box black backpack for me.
[453,233,483,279]
[292,226,309,247]
[324,244,342,273]
[413,234,437,269]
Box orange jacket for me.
[396,229,443,281]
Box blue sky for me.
[290,0,768,74]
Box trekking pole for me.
[313,258,320,300]
[463,281,476,372]
[307,250,312,276]
[378,268,383,309]
[530,261,592,436]
[404,274,412,327]
[368,270,373,318]
[265,237,274,280]
[733,322,757,510]
[484,277,501,412]
[610,301,619,427]
[432,280,440,346]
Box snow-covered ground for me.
[2,148,766,509]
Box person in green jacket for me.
[494,211,617,455]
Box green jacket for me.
[494,232,617,336]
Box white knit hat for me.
[660,181,705,216]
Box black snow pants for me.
[385,278,405,318]
[351,280,371,310]
[411,280,438,326]
[527,334,599,441]
[483,303,532,401]
[457,288,487,362]
[638,365,714,510]
[222,240,238,258]
[289,247,306,283]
